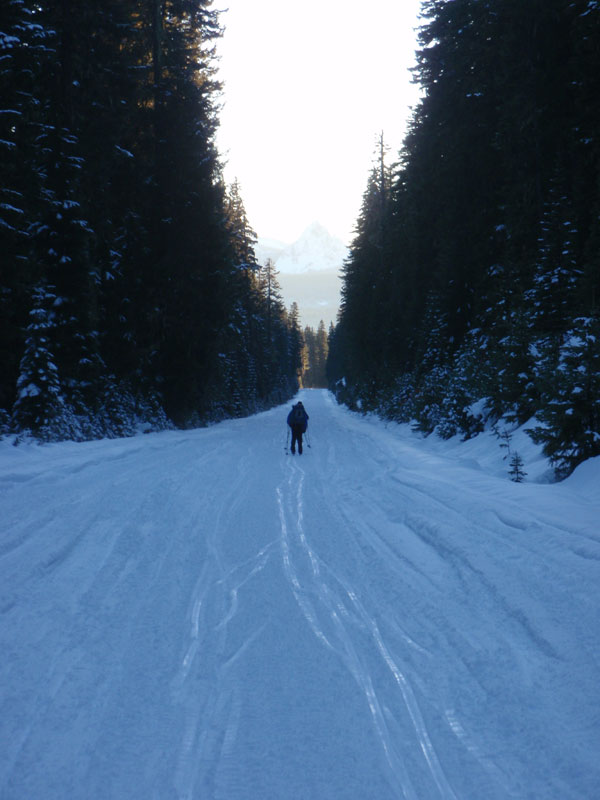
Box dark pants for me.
[290,425,304,454]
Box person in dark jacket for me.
[287,401,309,454]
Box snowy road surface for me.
[1,390,599,799]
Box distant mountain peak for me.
[258,222,348,275]
[301,220,332,238]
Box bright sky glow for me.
[215,0,423,245]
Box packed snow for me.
[1,390,599,799]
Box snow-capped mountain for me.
[258,222,348,275]
[254,237,286,267]
[255,223,347,329]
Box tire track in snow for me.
[321,424,565,679]
[172,450,275,800]
[315,434,548,794]
[315,393,600,797]
[276,459,457,800]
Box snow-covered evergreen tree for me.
[529,315,600,476]
[12,285,78,440]
[509,451,527,483]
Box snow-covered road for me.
[1,390,599,799]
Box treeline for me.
[329,0,600,477]
[1,1,300,441]
[301,321,329,388]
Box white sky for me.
[215,0,423,245]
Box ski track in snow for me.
[276,461,456,800]
[1,390,599,799]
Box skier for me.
[287,401,309,455]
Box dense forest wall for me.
[329,0,600,478]
[1,2,301,441]
[301,321,329,388]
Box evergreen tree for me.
[288,303,305,386]
[12,285,74,440]
[259,259,283,341]
[0,1,54,412]
[301,322,329,388]
[225,178,258,271]
[336,137,394,396]
[527,166,582,337]
[529,315,600,476]
[315,320,329,387]
[1,1,299,438]
[509,452,527,483]
[331,0,600,477]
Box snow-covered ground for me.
[1,390,599,799]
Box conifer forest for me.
[330,0,600,478]
[2,0,600,479]
[1,1,302,440]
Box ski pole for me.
[285,427,290,453]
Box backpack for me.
[291,405,305,425]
